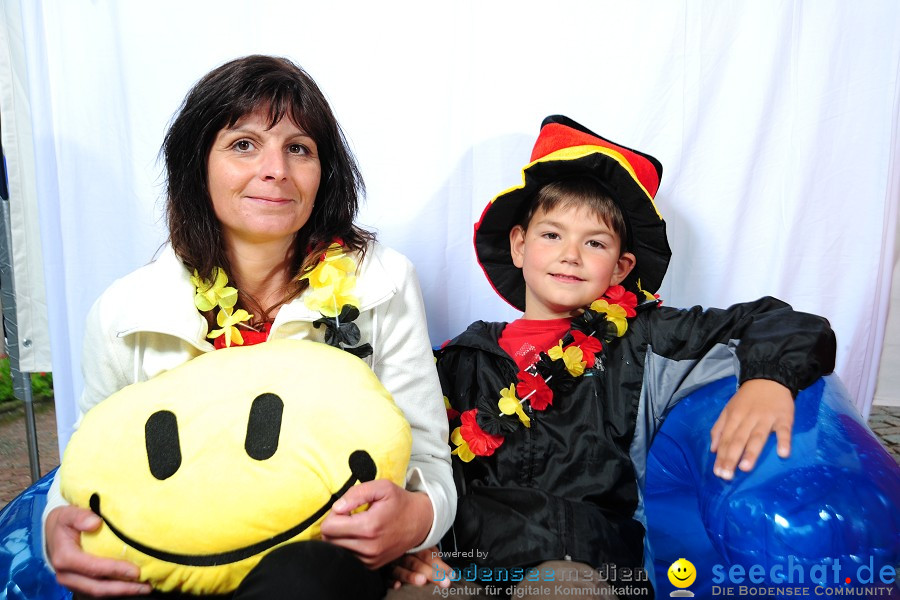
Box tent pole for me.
[0,196,40,482]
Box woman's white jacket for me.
[43,242,454,552]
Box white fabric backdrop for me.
[875,197,900,407]
[6,0,900,451]
[0,0,51,372]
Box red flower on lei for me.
[602,285,638,317]
[516,370,553,411]
[566,330,603,368]
[456,409,504,458]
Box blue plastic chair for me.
[2,375,899,599]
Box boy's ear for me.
[510,225,527,268]
[612,251,637,285]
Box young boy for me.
[387,115,836,599]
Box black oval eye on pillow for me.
[245,393,284,461]
[145,410,182,481]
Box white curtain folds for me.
[0,0,52,373]
[3,0,899,451]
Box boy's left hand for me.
[389,547,453,589]
[710,379,794,480]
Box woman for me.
[42,55,454,599]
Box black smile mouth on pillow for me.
[89,450,377,567]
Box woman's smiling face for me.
[206,108,322,249]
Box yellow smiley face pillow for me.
[58,339,412,595]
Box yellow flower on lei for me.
[497,384,530,428]
[301,243,357,287]
[208,307,253,348]
[191,268,238,312]
[450,427,476,462]
[303,275,360,318]
[301,244,360,317]
[548,342,586,377]
[590,299,629,337]
[636,280,657,302]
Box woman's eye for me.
[233,140,253,152]
[288,143,308,155]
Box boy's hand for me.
[710,379,794,480]
[389,546,453,589]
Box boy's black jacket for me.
[437,296,836,595]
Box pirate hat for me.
[474,115,670,311]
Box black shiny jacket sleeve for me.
[635,296,836,395]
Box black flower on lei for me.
[313,305,373,358]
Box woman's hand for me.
[46,506,151,597]
[710,378,794,480]
[320,480,434,569]
[389,546,453,589]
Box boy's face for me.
[510,203,636,320]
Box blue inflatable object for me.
[0,471,69,600]
[2,375,899,599]
[646,375,900,598]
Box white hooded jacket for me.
[43,242,454,556]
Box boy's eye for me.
[541,232,560,240]
[587,240,606,249]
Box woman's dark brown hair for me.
[162,55,374,311]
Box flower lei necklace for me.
[449,285,658,462]
[190,268,249,347]
[191,242,372,357]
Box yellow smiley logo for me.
[667,558,696,588]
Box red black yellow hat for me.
[474,115,670,311]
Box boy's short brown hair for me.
[519,177,629,253]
